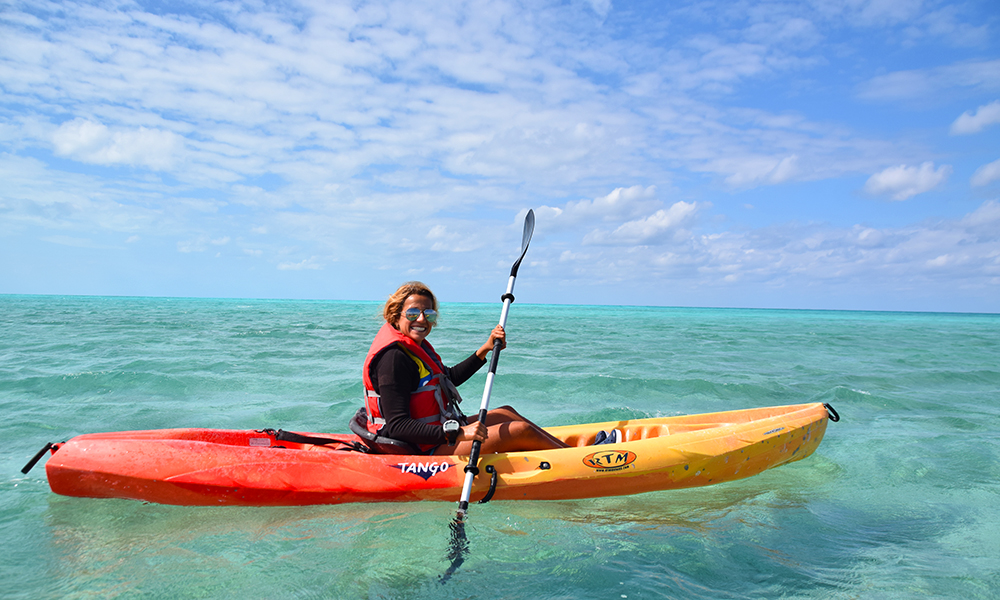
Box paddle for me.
[442,209,535,582]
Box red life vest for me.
[362,323,463,450]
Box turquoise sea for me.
[2,295,998,599]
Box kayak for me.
[33,402,836,507]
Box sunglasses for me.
[403,307,438,324]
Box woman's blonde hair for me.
[383,281,437,328]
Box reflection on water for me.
[37,462,844,599]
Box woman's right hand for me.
[458,421,487,444]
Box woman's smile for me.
[397,294,435,344]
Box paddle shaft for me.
[456,274,516,515]
[454,208,532,520]
[444,211,533,583]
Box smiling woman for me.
[358,281,570,456]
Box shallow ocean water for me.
[2,295,998,599]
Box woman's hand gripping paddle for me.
[442,209,534,583]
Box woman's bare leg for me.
[442,405,568,454]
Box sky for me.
[2,0,999,313]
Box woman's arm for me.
[446,352,486,387]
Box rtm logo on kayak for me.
[582,450,637,472]
[391,461,454,481]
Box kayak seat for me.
[349,407,424,455]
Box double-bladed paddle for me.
[442,209,535,582]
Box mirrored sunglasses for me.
[403,307,438,324]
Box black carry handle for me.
[21,442,57,474]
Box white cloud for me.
[852,0,925,25]
[2,0,999,310]
[586,0,612,18]
[0,153,165,233]
[863,162,952,201]
[857,60,1000,101]
[41,235,113,249]
[951,101,1000,135]
[277,257,324,270]
[540,200,1000,299]
[961,200,1000,230]
[744,17,821,50]
[537,186,659,228]
[717,154,800,187]
[0,0,934,207]
[177,235,231,253]
[52,119,182,170]
[583,201,700,245]
[970,159,1000,187]
[425,223,484,253]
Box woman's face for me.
[396,294,435,345]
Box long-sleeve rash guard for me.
[369,347,486,446]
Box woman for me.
[361,281,573,455]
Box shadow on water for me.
[39,497,458,599]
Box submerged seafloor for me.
[3,296,997,599]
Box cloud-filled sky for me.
[2,0,998,312]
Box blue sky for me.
[2,0,999,312]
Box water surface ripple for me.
[2,296,998,599]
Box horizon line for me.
[2,292,997,317]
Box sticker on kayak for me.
[583,450,637,472]
[391,461,454,481]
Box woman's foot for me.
[593,429,621,445]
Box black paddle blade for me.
[440,516,469,583]
[510,209,535,278]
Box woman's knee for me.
[483,406,524,426]
[502,420,550,442]
[493,405,523,418]
[490,421,555,451]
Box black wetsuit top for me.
[370,347,486,446]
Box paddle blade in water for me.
[441,517,469,583]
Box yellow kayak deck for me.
[472,402,832,502]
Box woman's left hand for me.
[476,324,506,360]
